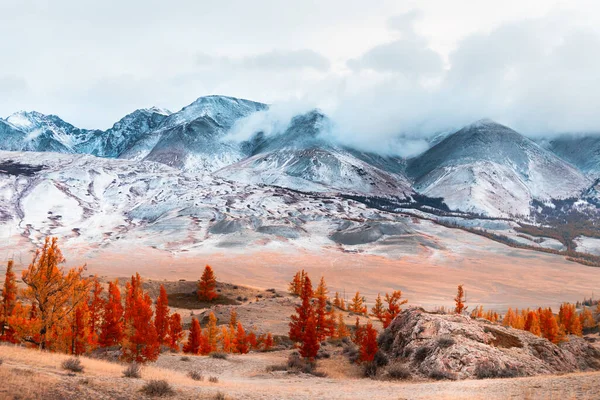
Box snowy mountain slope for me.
[217,110,413,197]
[2,111,99,153]
[119,96,266,172]
[74,107,171,157]
[406,119,591,217]
[541,134,600,178]
[0,151,432,255]
[0,120,27,151]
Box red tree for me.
[314,277,334,341]
[1,260,18,341]
[183,317,203,354]
[359,321,378,363]
[197,265,217,302]
[299,314,319,360]
[121,274,160,363]
[289,275,313,342]
[88,276,105,341]
[383,290,408,328]
[167,312,184,351]
[455,285,466,314]
[234,322,250,354]
[99,280,123,347]
[155,285,170,345]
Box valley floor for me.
[0,345,598,400]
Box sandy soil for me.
[1,344,599,400]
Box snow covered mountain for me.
[217,110,413,197]
[406,119,591,217]
[542,134,600,178]
[119,96,267,172]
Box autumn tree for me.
[289,275,314,342]
[197,265,217,302]
[229,309,238,329]
[288,270,305,296]
[371,294,385,323]
[234,322,250,354]
[70,302,93,355]
[155,285,170,345]
[383,290,408,328]
[538,308,565,344]
[98,280,123,347]
[558,303,582,336]
[87,276,104,343]
[454,285,466,315]
[183,317,203,354]
[359,321,378,363]
[349,292,366,315]
[21,237,91,349]
[262,333,274,351]
[299,314,319,360]
[206,312,219,352]
[121,273,160,363]
[579,307,596,330]
[524,310,541,336]
[1,260,18,341]
[167,312,184,351]
[220,325,233,353]
[334,313,350,339]
[314,277,334,341]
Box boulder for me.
[381,308,600,380]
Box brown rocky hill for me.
[380,308,600,380]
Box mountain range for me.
[1,95,599,218]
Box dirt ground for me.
[1,344,599,400]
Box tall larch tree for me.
[371,294,385,323]
[349,292,366,315]
[121,273,160,363]
[1,260,18,340]
[234,322,249,354]
[383,290,408,328]
[359,321,378,363]
[99,280,123,347]
[183,317,203,354]
[580,307,596,330]
[299,314,319,360]
[70,302,93,355]
[524,310,541,336]
[558,303,582,336]
[334,313,350,339]
[314,277,334,341]
[167,312,184,351]
[206,312,219,352]
[155,285,170,345]
[288,270,305,296]
[333,292,342,309]
[538,308,565,344]
[454,285,466,314]
[87,276,105,343]
[220,325,233,353]
[21,237,90,349]
[289,275,314,342]
[197,265,217,302]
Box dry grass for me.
[0,367,59,400]
[316,355,363,379]
[0,343,199,386]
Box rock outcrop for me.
[380,308,600,380]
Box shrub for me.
[266,364,288,372]
[141,380,174,397]
[214,393,226,400]
[387,363,411,380]
[363,361,377,378]
[286,352,318,375]
[374,350,389,367]
[377,329,395,352]
[474,362,522,379]
[122,363,141,378]
[266,288,276,293]
[208,376,219,383]
[62,358,84,373]
[0,358,3,366]
[316,349,331,359]
[342,343,359,364]
[413,346,429,362]
[236,296,243,301]
[233,285,238,289]
[210,352,228,360]
[428,369,457,380]
[180,356,191,362]
[437,335,456,349]
[188,370,204,381]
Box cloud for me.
[197,49,331,72]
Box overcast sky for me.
[1,0,599,153]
